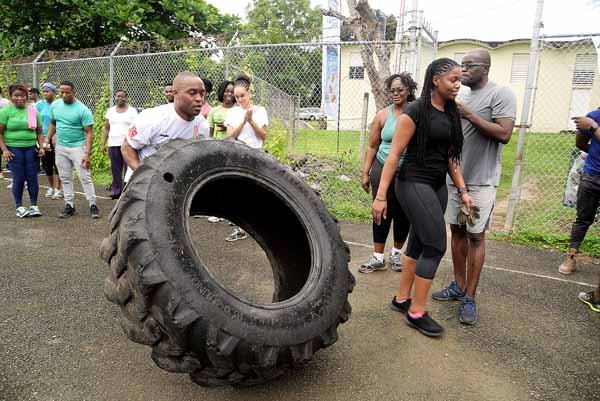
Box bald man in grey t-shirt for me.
[432,48,517,325]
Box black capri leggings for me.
[41,144,58,176]
[396,180,448,280]
[370,158,410,245]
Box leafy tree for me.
[243,0,322,44]
[0,0,240,58]
[239,0,323,107]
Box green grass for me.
[288,129,600,255]
[89,128,600,255]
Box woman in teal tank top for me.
[360,73,417,273]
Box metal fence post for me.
[109,42,123,107]
[504,0,544,232]
[290,96,299,153]
[358,92,369,159]
[32,50,45,89]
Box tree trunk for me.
[346,0,391,111]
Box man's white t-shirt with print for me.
[105,106,138,147]
[224,105,268,149]
[126,103,209,160]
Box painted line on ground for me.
[344,239,596,288]
[1,177,112,200]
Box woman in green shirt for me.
[207,80,236,139]
[0,85,44,217]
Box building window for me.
[572,54,597,88]
[349,52,364,80]
[510,53,529,83]
[349,66,365,80]
[454,53,466,63]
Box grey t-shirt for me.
[448,81,517,187]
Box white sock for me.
[391,247,402,255]
[373,252,384,262]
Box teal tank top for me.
[376,105,403,167]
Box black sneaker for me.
[59,204,75,218]
[405,312,444,337]
[90,204,100,219]
[389,296,412,314]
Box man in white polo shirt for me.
[121,71,209,175]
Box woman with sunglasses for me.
[360,73,417,274]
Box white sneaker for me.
[52,189,64,199]
[390,252,403,272]
[6,183,12,189]
[208,216,222,223]
[45,188,56,198]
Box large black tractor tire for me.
[100,139,354,387]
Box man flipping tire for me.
[102,72,354,387]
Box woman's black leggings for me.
[370,159,410,245]
[396,179,448,280]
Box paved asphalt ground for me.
[0,178,598,401]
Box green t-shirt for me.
[0,104,40,147]
[207,105,231,139]
[50,99,94,147]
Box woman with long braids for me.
[360,72,417,274]
[224,74,268,242]
[373,58,474,337]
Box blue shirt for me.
[35,100,53,136]
[50,99,94,147]
[584,109,600,175]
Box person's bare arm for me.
[372,115,416,225]
[447,159,474,209]
[361,111,384,193]
[248,119,267,140]
[459,103,514,144]
[82,125,93,169]
[576,132,590,153]
[572,116,600,144]
[45,121,56,148]
[121,140,141,171]
[36,126,45,157]
[0,124,13,160]
[102,118,110,152]
[227,122,244,138]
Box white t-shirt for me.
[0,98,10,109]
[105,105,138,147]
[126,103,209,161]
[224,105,268,149]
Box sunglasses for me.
[461,63,489,70]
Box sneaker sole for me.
[578,295,600,313]
[358,265,386,274]
[390,264,403,272]
[459,316,478,325]
[389,303,409,314]
[432,294,463,301]
[558,268,575,275]
[225,236,247,242]
[404,316,444,337]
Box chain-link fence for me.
[0,38,436,222]
[506,34,600,238]
[4,31,600,235]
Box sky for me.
[205,0,600,41]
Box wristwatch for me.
[457,186,469,195]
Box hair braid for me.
[414,58,463,165]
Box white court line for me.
[344,240,596,288]
[1,177,112,200]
